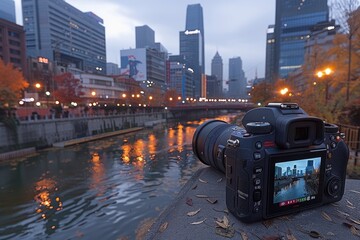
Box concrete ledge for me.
[146,167,360,239]
[0,147,36,161]
[53,127,143,147]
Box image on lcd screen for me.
[273,157,321,206]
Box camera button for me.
[330,135,336,141]
[253,190,261,201]
[331,142,337,149]
[254,152,262,160]
[254,178,261,185]
[255,141,262,149]
[254,167,263,174]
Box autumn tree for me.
[0,59,29,109]
[53,72,84,106]
[249,81,273,105]
[331,0,360,102]
[164,89,179,107]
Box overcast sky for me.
[14,0,276,80]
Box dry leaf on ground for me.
[322,211,332,222]
[187,208,201,217]
[159,222,168,233]
[190,218,206,225]
[199,178,208,183]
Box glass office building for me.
[22,0,106,74]
[274,0,329,79]
[180,3,205,98]
[0,0,16,23]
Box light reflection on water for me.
[0,115,238,240]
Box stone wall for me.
[0,111,169,151]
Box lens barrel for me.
[192,120,235,173]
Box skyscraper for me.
[265,25,275,83]
[180,3,205,98]
[272,0,329,79]
[228,57,246,98]
[0,0,16,23]
[211,51,223,85]
[22,0,106,74]
[136,25,155,49]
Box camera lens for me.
[192,120,235,173]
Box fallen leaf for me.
[159,222,168,233]
[206,198,218,204]
[327,232,335,236]
[349,190,360,194]
[217,178,223,183]
[192,184,198,190]
[350,226,360,237]
[239,231,249,240]
[321,211,332,222]
[287,229,297,240]
[347,217,360,225]
[186,197,193,206]
[215,225,235,238]
[195,194,208,198]
[212,208,229,214]
[215,216,230,229]
[336,210,350,217]
[187,208,201,217]
[199,178,208,183]
[309,230,321,238]
[190,218,206,225]
[346,199,354,206]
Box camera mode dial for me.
[325,123,339,134]
[326,177,341,197]
[245,122,272,134]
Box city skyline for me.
[13,0,275,80]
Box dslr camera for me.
[192,103,349,222]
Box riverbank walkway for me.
[146,167,360,239]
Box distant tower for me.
[228,57,246,98]
[211,51,223,81]
[180,3,205,98]
[0,0,16,23]
[136,25,155,49]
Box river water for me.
[0,114,237,240]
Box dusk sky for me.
[14,0,276,81]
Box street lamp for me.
[316,67,333,104]
[280,88,289,95]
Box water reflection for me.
[0,114,239,239]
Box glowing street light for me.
[35,83,41,89]
[316,67,333,104]
[91,91,96,96]
[280,88,289,95]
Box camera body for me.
[192,103,349,222]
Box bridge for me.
[167,102,255,111]
[166,102,255,119]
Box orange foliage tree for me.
[0,59,29,108]
[53,72,84,106]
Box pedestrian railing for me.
[338,124,360,169]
